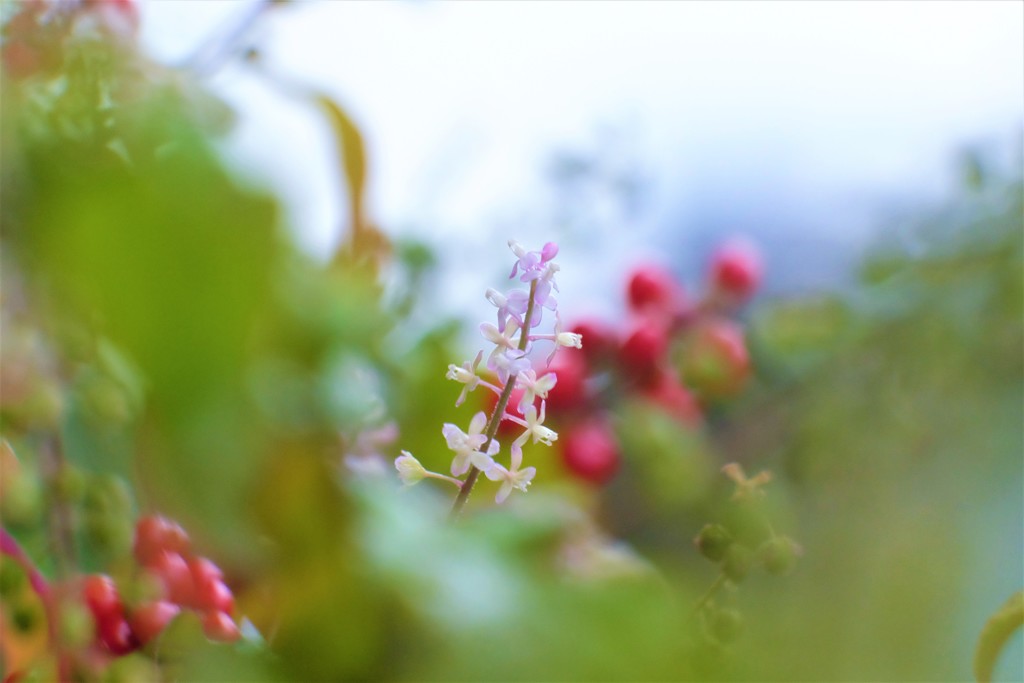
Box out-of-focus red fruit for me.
[134,515,190,566]
[188,557,224,588]
[642,372,702,426]
[681,320,751,399]
[202,610,241,643]
[162,521,191,556]
[626,265,686,317]
[129,600,180,646]
[709,239,763,302]
[195,578,235,616]
[83,575,121,622]
[569,319,616,364]
[619,322,669,385]
[97,614,137,655]
[544,352,589,415]
[152,551,195,606]
[560,419,620,485]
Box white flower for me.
[490,348,530,385]
[481,319,521,353]
[394,451,428,487]
[485,444,537,503]
[513,402,558,448]
[446,350,483,406]
[516,369,558,413]
[485,288,531,328]
[443,411,500,476]
[546,311,582,363]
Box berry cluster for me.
[542,238,763,484]
[691,463,801,651]
[82,515,239,658]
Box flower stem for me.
[450,280,538,519]
[693,573,727,614]
[1,526,60,652]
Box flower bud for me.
[693,523,733,563]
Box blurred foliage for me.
[1,8,1022,681]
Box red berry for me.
[619,322,669,385]
[709,239,762,301]
[202,611,241,643]
[560,419,620,485]
[83,574,122,622]
[681,320,751,399]
[134,515,190,566]
[642,372,702,426]
[129,600,180,646]
[152,551,195,606]
[97,614,137,655]
[544,352,589,415]
[569,319,616,364]
[195,578,235,615]
[188,557,224,588]
[626,265,686,317]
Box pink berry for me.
[544,352,589,415]
[134,515,190,566]
[97,614,137,655]
[709,239,762,301]
[681,320,751,399]
[560,419,620,485]
[129,600,180,646]
[195,578,235,616]
[619,322,669,385]
[152,551,195,606]
[188,557,224,588]
[202,611,241,643]
[626,265,686,317]
[569,319,616,364]
[82,574,122,623]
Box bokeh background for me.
[1,1,1021,681]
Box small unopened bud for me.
[694,523,733,563]
[394,451,428,487]
[721,544,753,582]
[759,536,802,576]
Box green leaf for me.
[974,591,1023,683]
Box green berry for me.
[710,607,744,643]
[721,544,753,583]
[59,600,95,650]
[0,471,43,526]
[759,536,801,576]
[694,523,733,562]
[51,465,86,504]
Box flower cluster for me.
[396,240,582,506]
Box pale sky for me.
[141,0,1023,311]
